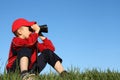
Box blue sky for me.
[0,0,120,73]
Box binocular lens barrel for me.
[29,24,48,33]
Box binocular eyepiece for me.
[29,24,48,33]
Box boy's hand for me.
[31,24,40,33]
[39,36,46,40]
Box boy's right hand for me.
[31,24,40,33]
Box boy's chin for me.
[25,35,30,39]
[24,32,32,39]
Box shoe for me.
[60,71,69,77]
[22,73,36,80]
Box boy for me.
[6,18,67,80]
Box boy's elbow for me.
[52,46,55,51]
[50,46,55,52]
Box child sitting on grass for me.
[6,18,67,80]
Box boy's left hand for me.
[31,24,40,33]
[39,36,46,40]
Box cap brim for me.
[25,21,36,27]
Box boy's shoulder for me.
[12,37,27,47]
[12,37,24,42]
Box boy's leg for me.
[17,47,32,73]
[17,47,37,80]
[20,57,29,72]
[41,49,65,74]
[35,53,47,73]
[54,61,64,73]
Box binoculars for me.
[29,24,48,33]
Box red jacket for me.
[6,33,55,70]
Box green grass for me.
[0,68,120,80]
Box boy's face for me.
[17,26,31,39]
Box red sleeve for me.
[12,33,39,48]
[37,38,55,52]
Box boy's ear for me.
[17,29,22,35]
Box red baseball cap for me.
[12,18,36,33]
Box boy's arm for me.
[37,36,55,52]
